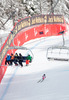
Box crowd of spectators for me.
[5,53,32,67]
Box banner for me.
[13,15,64,34]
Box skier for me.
[37,74,46,83]
[42,74,46,81]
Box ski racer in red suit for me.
[42,74,46,81]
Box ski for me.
[37,79,44,83]
[37,79,42,83]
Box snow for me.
[0,34,69,100]
[0,20,13,37]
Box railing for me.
[46,46,69,61]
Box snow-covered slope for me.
[0,35,69,100]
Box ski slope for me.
[0,35,69,100]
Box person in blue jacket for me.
[5,54,11,65]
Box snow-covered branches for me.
[0,0,69,29]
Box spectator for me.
[27,54,32,63]
[14,53,19,66]
[18,53,23,67]
[5,54,11,65]
[10,53,14,65]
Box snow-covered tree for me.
[0,0,69,29]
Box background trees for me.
[0,0,69,29]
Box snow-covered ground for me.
[0,35,69,100]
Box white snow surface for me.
[0,35,69,100]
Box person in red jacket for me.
[37,74,46,83]
[42,74,46,81]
